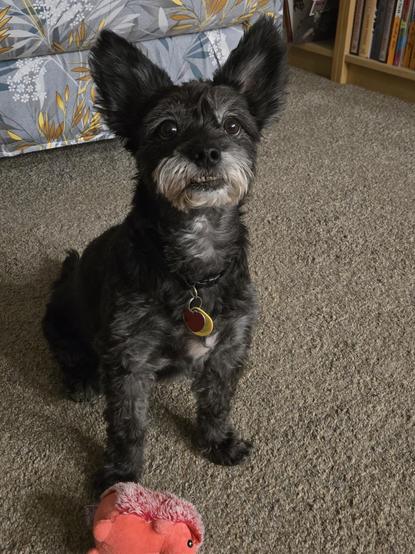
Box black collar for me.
[190,269,227,289]
[181,262,231,290]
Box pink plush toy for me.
[88,482,204,554]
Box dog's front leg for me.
[192,348,252,467]
[96,363,155,493]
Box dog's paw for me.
[200,432,253,466]
[64,379,100,402]
[92,469,118,496]
[93,467,139,496]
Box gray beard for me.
[153,150,253,211]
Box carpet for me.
[1,68,414,553]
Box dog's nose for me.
[193,147,221,168]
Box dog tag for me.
[183,307,214,337]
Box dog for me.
[43,16,286,493]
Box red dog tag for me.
[183,308,205,333]
[183,307,214,337]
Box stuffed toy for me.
[88,482,204,554]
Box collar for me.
[181,262,231,290]
[189,269,227,289]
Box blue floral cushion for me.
[0,0,281,60]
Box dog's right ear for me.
[90,30,173,152]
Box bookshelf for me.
[287,0,415,103]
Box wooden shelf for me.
[287,0,415,103]
[345,54,415,103]
[294,40,334,58]
[288,41,334,79]
[345,54,415,81]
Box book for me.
[393,0,413,65]
[402,0,415,65]
[350,0,366,54]
[378,0,397,61]
[410,37,415,66]
[284,0,293,42]
[387,0,405,63]
[371,0,388,59]
[359,0,377,57]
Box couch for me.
[0,1,282,158]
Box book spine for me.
[284,0,293,42]
[378,0,397,61]
[371,0,388,59]
[402,0,415,65]
[410,36,415,66]
[387,0,405,63]
[359,0,378,57]
[393,0,412,64]
[351,0,367,54]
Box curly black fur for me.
[43,16,286,493]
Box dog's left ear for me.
[213,16,287,131]
[90,30,173,151]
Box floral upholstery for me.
[0,1,282,157]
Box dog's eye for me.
[223,118,240,136]
[159,120,178,140]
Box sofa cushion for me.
[0,0,281,62]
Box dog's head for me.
[90,17,286,212]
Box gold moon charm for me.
[183,306,214,337]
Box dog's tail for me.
[43,248,100,400]
[53,249,80,289]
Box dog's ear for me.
[213,16,286,131]
[90,30,173,151]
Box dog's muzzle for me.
[153,151,253,211]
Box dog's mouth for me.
[187,176,224,192]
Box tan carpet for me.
[1,68,415,553]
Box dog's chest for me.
[177,215,221,265]
[185,332,218,362]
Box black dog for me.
[43,16,286,492]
